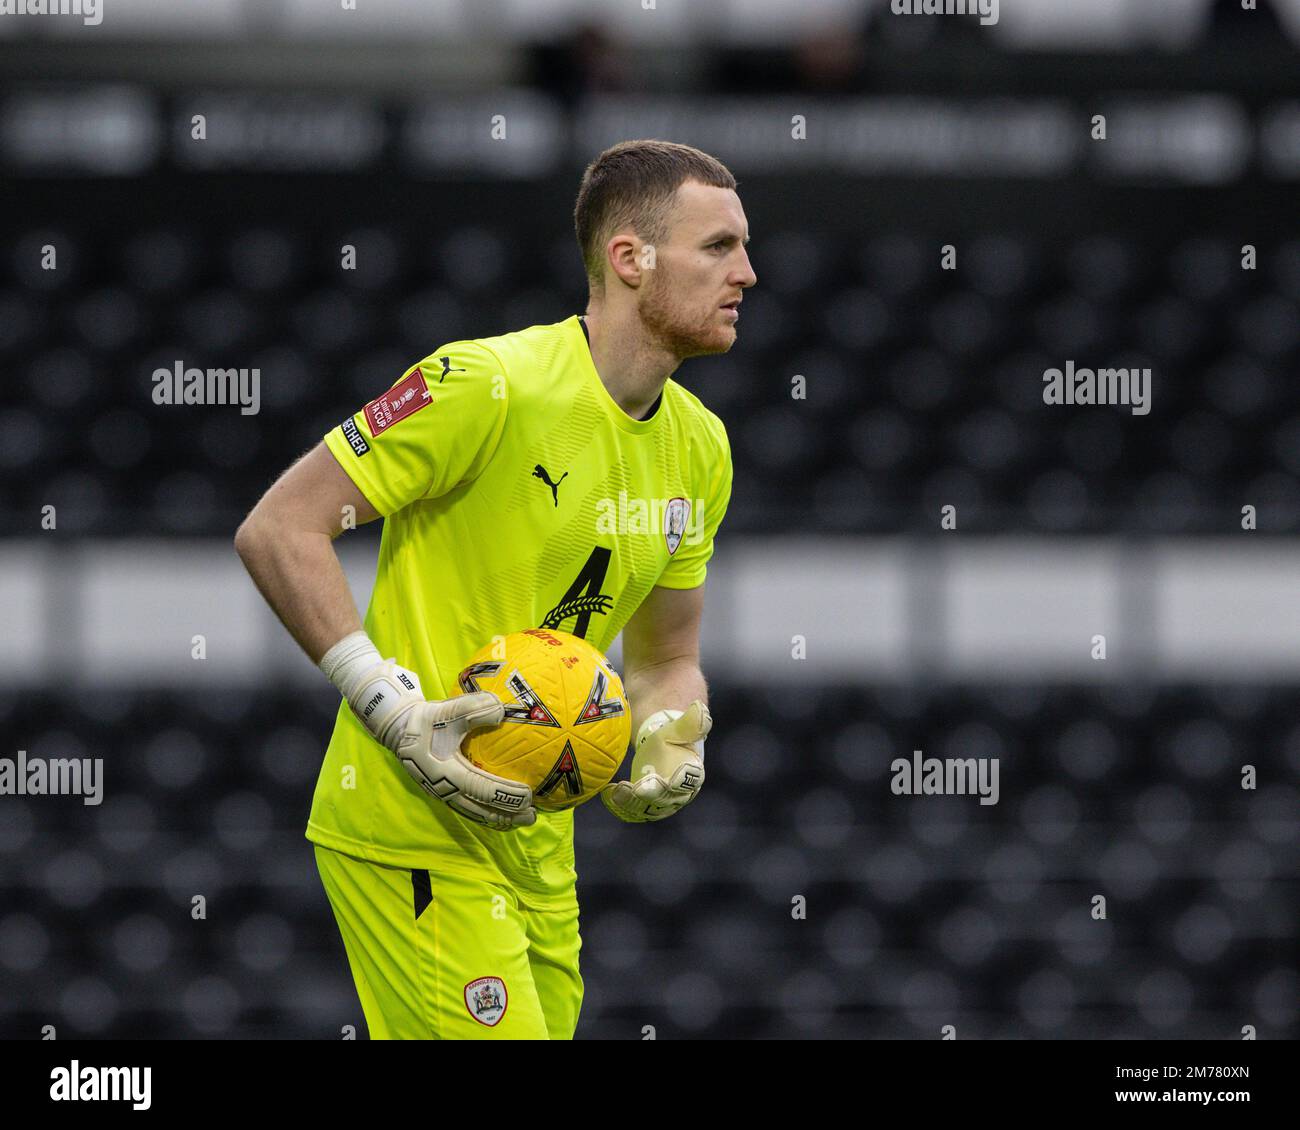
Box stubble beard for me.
[638,267,735,360]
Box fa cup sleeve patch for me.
[364,367,432,434]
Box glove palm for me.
[347,658,536,830]
[601,700,710,823]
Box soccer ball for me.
[456,628,631,812]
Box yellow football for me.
[457,628,631,812]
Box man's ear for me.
[606,233,647,289]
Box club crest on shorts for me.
[664,497,690,556]
[464,976,508,1026]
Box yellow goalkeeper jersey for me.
[307,315,733,907]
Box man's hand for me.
[601,700,710,823]
[344,656,536,831]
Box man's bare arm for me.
[602,582,711,823]
[234,441,381,664]
[236,439,536,828]
[621,582,709,737]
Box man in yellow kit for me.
[235,139,757,1039]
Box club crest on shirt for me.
[664,497,690,555]
[464,976,508,1027]
[364,367,431,434]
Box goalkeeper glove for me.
[600,700,709,823]
[320,631,536,830]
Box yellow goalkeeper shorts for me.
[313,844,583,1039]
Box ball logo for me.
[537,740,584,800]
[524,628,564,647]
[664,497,690,555]
[464,976,508,1026]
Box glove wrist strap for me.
[319,631,384,699]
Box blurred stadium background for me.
[0,0,1297,1039]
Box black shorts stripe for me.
[412,869,433,920]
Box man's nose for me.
[734,250,757,288]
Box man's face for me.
[637,180,757,358]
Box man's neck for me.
[580,307,673,422]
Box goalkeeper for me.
[235,139,754,1039]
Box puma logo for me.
[532,464,568,507]
[438,356,465,382]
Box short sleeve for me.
[323,342,508,517]
[656,423,733,590]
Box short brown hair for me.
[574,139,737,294]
